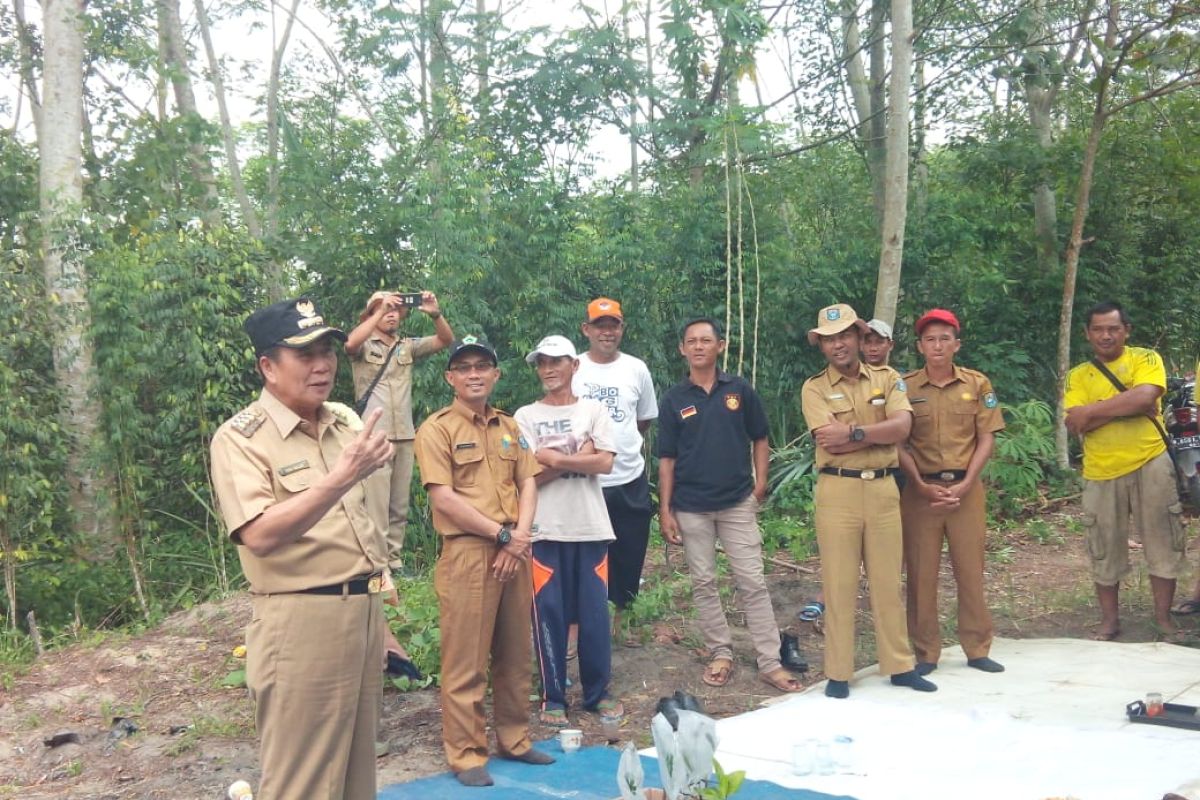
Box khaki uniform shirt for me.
[414,399,541,536]
[903,366,1005,474]
[350,333,441,440]
[209,390,387,593]
[801,362,912,469]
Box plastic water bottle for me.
[226,780,253,800]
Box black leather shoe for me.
[967,656,1005,673]
[915,661,937,676]
[456,766,494,787]
[780,632,808,672]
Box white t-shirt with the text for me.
[572,352,658,487]
[514,398,617,542]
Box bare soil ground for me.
[2,507,1197,799]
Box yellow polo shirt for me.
[1063,346,1166,481]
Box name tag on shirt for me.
[278,460,310,476]
[455,442,477,451]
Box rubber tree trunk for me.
[157,0,221,227]
[873,0,912,325]
[39,0,108,547]
[194,0,262,238]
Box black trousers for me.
[602,471,653,609]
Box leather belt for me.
[922,470,967,482]
[297,573,384,596]
[818,467,900,481]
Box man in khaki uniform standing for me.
[801,303,935,699]
[209,298,395,800]
[414,336,554,787]
[898,308,1006,676]
[347,290,454,572]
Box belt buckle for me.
[860,469,876,480]
[367,574,383,594]
[938,471,956,481]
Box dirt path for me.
[2,509,1196,799]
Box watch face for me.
[498,527,511,544]
[851,427,865,442]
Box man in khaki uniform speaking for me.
[209,298,395,800]
[801,303,936,699]
[898,308,1006,676]
[414,336,555,787]
[347,290,454,572]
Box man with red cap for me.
[898,308,1006,676]
[801,303,935,699]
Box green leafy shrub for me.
[985,400,1057,519]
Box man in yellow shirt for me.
[1063,301,1186,640]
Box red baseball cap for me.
[915,308,960,334]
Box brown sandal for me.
[701,657,733,687]
[760,668,804,693]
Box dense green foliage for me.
[2,0,1199,651]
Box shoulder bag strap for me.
[355,340,401,414]
[1088,356,1171,450]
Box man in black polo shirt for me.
[658,317,802,693]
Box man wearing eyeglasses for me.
[413,336,554,787]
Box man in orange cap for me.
[801,303,935,698]
[898,308,1006,675]
[347,290,454,573]
[573,297,658,643]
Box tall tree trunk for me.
[193,0,262,238]
[873,0,912,324]
[264,0,301,301]
[427,0,448,203]
[866,0,888,225]
[625,3,638,193]
[13,0,42,136]
[1054,0,1118,468]
[839,0,886,227]
[912,43,927,219]
[40,0,108,547]
[157,0,220,227]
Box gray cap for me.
[865,319,893,340]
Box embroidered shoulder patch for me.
[230,406,266,438]
[984,391,998,408]
[895,378,907,392]
[325,402,364,432]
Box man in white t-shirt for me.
[572,298,658,640]
[515,335,623,726]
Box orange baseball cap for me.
[586,297,623,322]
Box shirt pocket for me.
[451,445,485,487]
[827,396,856,422]
[275,468,313,496]
[952,399,979,432]
[363,346,387,366]
[395,343,414,366]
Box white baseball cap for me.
[866,319,894,339]
[525,335,578,364]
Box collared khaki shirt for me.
[414,398,541,536]
[903,365,1006,474]
[801,362,912,469]
[350,333,441,440]
[209,390,387,594]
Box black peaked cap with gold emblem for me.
[244,297,347,356]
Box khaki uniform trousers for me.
[246,591,383,800]
[676,494,783,673]
[815,474,915,681]
[901,478,994,663]
[435,536,535,773]
[365,439,415,570]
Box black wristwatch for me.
[496,525,512,545]
[849,425,866,443]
